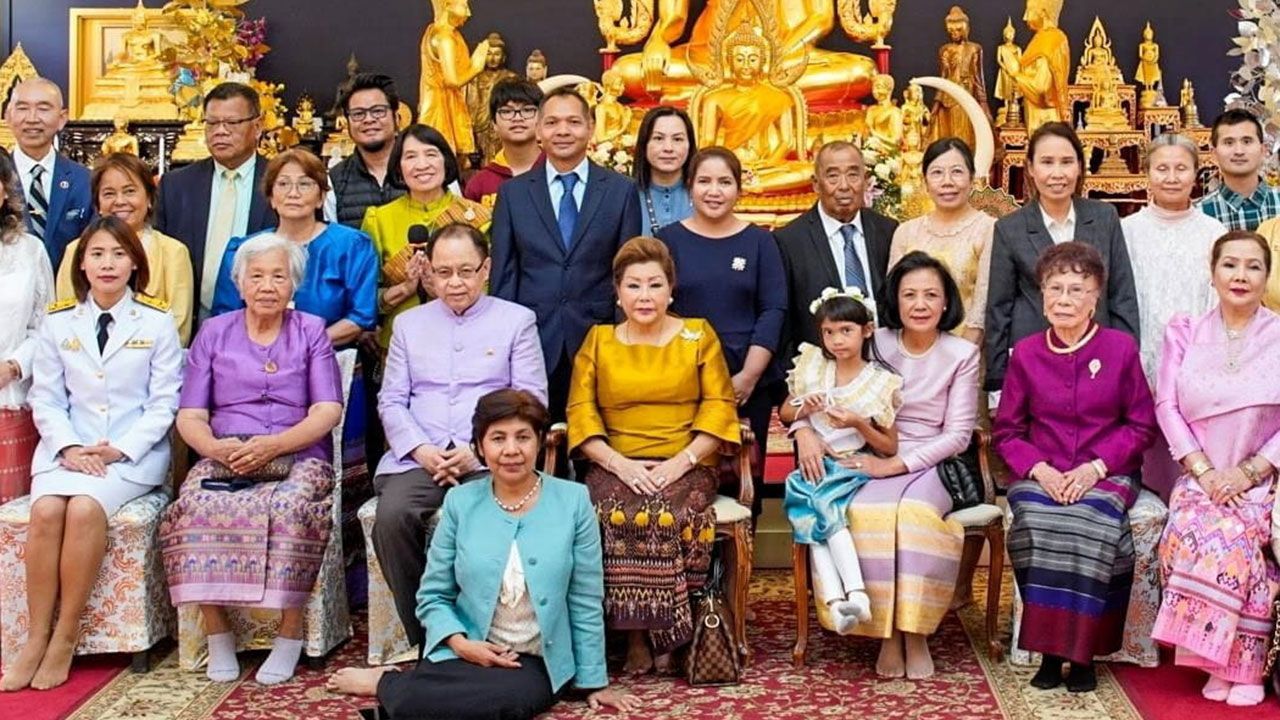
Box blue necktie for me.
[840,223,868,293]
[557,173,579,250]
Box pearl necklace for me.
[1045,323,1099,355]
[494,476,542,513]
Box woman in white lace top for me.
[0,149,53,504]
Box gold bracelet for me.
[1189,458,1212,479]
[684,448,699,467]
[1239,458,1261,486]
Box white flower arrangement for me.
[588,134,637,176]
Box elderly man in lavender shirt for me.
[371,223,547,649]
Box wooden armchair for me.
[714,424,756,664]
[791,428,1005,667]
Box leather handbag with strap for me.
[684,553,741,686]
[936,440,984,511]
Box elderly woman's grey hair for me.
[1144,133,1201,172]
[231,232,307,292]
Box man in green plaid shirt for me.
[1196,109,1280,231]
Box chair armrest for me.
[973,427,996,505]
[542,423,568,473]
[733,423,755,510]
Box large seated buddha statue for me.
[81,0,178,121]
[612,0,877,106]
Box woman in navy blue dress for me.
[657,147,787,510]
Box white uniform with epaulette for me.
[28,291,183,515]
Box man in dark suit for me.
[775,141,898,361]
[154,81,276,322]
[5,78,92,269]
[490,86,642,419]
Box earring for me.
[616,299,622,307]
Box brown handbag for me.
[684,558,741,686]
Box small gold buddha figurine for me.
[902,82,929,153]
[994,18,1024,127]
[526,49,548,83]
[1135,22,1164,109]
[900,83,934,219]
[1085,70,1130,131]
[930,6,991,148]
[101,114,140,156]
[80,0,179,121]
[592,69,633,145]
[1075,16,1124,88]
[998,0,1070,132]
[1180,79,1200,128]
[465,32,519,163]
[864,74,904,157]
[417,0,490,157]
[292,94,318,138]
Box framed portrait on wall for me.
[68,6,185,120]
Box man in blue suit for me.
[154,82,276,323]
[5,78,92,269]
[490,86,641,420]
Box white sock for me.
[811,544,844,606]
[206,631,240,683]
[828,529,871,622]
[255,636,304,685]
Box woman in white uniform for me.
[2,215,182,692]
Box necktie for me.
[97,312,113,354]
[28,164,49,240]
[557,173,579,250]
[840,223,868,293]
[202,169,241,313]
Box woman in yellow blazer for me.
[56,153,193,345]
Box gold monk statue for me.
[902,83,928,153]
[465,32,519,163]
[418,0,491,157]
[592,69,634,145]
[997,0,1070,132]
[994,18,1023,126]
[864,74,904,157]
[1135,22,1164,108]
[80,0,178,121]
[1180,79,1200,128]
[612,0,877,105]
[101,115,140,156]
[929,6,991,149]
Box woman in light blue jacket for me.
[329,389,639,718]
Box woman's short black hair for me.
[922,137,975,176]
[880,251,965,333]
[812,295,875,361]
[471,388,550,448]
[389,124,460,190]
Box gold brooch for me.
[680,327,703,342]
[61,337,82,352]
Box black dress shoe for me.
[1066,663,1097,693]
[1030,654,1064,690]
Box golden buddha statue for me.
[994,18,1023,127]
[1085,70,1129,131]
[526,49,548,83]
[292,94,318,138]
[1135,22,1164,108]
[902,83,928,152]
[1180,79,1200,128]
[929,6,991,149]
[611,0,877,105]
[101,114,140,156]
[465,32,519,163]
[998,0,1070,132]
[592,69,634,146]
[80,0,178,121]
[864,74,904,157]
[418,0,491,157]
[1075,16,1124,88]
[900,82,933,218]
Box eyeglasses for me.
[432,266,481,280]
[204,115,260,133]
[1042,284,1097,300]
[348,105,392,123]
[496,106,538,121]
[272,178,321,194]
[925,167,972,182]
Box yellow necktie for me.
[201,168,240,313]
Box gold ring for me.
[854,461,863,469]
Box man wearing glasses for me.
[462,79,544,207]
[154,82,276,324]
[325,73,406,228]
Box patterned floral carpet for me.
[53,568,1147,720]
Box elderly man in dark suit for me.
[775,141,898,361]
[490,86,642,420]
[154,82,276,323]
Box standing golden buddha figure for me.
[929,6,992,149]
[610,0,877,105]
[465,32,519,163]
[80,0,179,121]
[994,18,1024,127]
[997,0,1070,132]
[1135,22,1164,108]
[1180,79,1200,128]
[417,0,490,157]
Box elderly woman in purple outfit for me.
[160,234,343,686]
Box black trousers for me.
[376,654,560,720]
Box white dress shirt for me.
[14,146,55,206]
[545,156,589,220]
[817,204,876,304]
[1039,202,1077,245]
[0,232,53,408]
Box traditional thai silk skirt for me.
[160,457,334,609]
[585,463,716,655]
[784,458,870,544]
[0,408,37,504]
[1152,476,1277,683]
[1008,474,1138,664]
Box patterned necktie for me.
[840,223,868,293]
[202,169,240,312]
[28,164,49,240]
[557,173,579,250]
[97,312,113,354]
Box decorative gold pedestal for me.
[81,76,179,121]
[171,121,209,162]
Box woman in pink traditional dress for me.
[1152,230,1280,707]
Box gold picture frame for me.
[67,6,186,120]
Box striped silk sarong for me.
[0,408,37,504]
[1008,475,1138,664]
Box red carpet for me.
[1112,653,1280,719]
[0,653,129,720]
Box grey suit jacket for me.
[983,197,1140,391]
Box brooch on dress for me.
[731,257,746,272]
[1088,358,1102,380]
[680,327,703,342]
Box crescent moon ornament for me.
[908,76,995,183]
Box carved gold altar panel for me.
[68,7,186,120]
